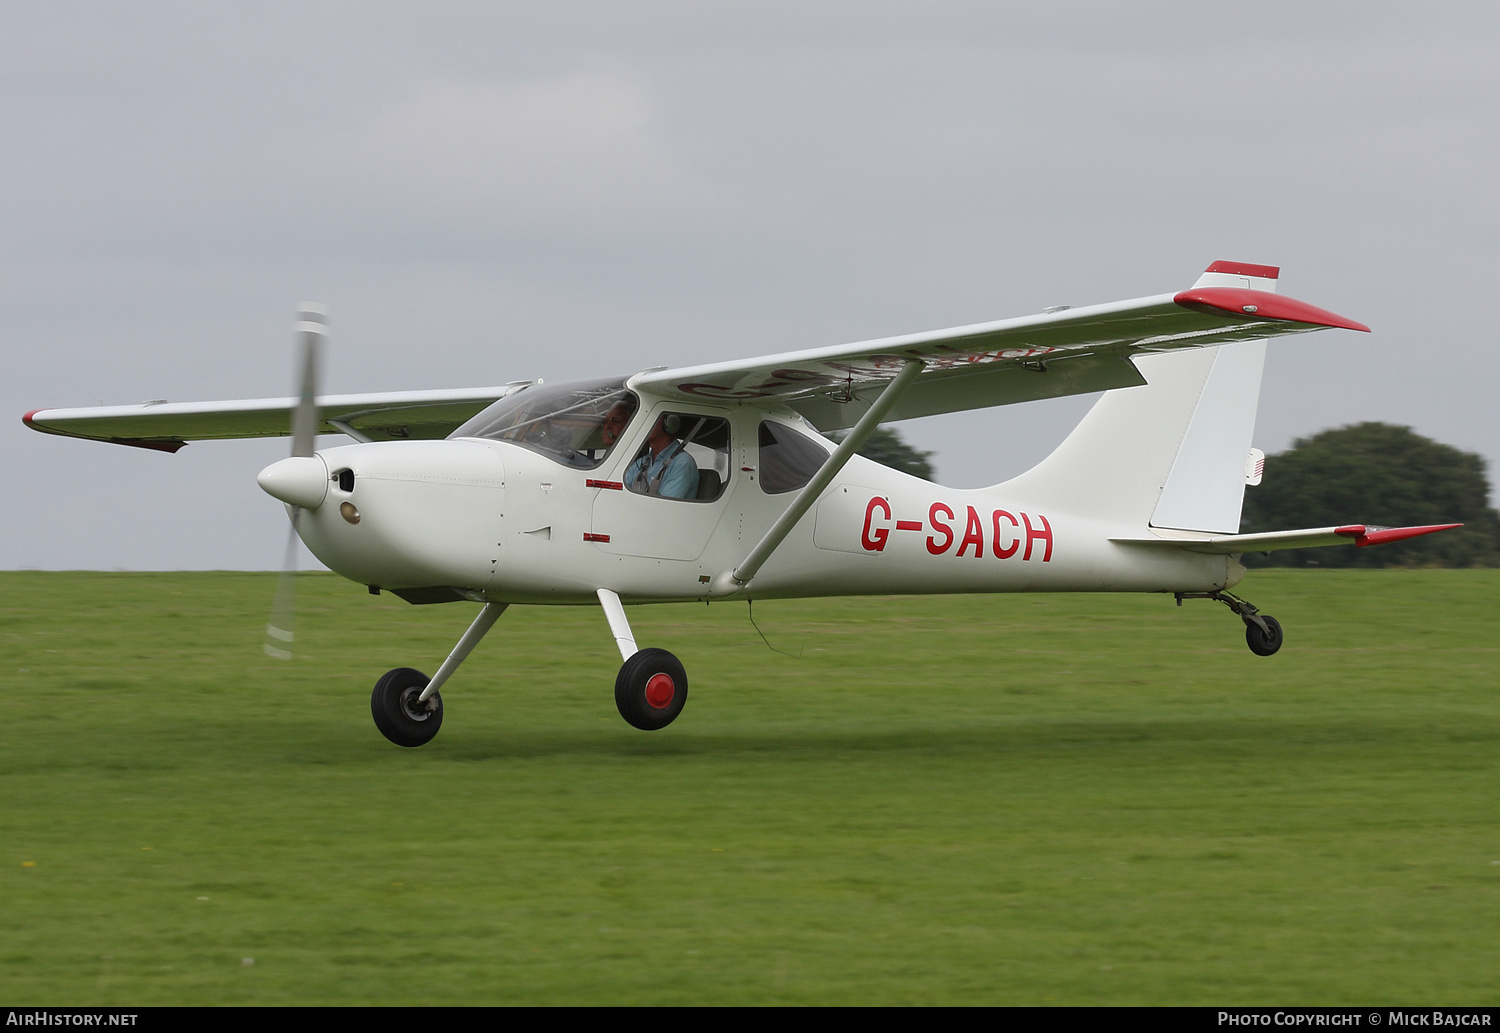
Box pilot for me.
[626,414,699,500]
[600,401,631,449]
[566,399,634,467]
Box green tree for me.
[828,425,936,481]
[1240,422,1500,567]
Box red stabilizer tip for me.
[1338,523,1463,547]
[1174,287,1370,332]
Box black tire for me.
[1245,615,1284,657]
[371,667,444,747]
[614,648,688,731]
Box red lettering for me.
[826,355,917,379]
[957,505,985,557]
[1023,512,1053,562]
[992,510,1020,559]
[926,503,955,555]
[770,367,843,386]
[678,382,774,399]
[679,366,841,400]
[861,497,892,552]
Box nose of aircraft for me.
[257,454,330,509]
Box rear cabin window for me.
[758,421,832,494]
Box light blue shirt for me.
[626,443,699,499]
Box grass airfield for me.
[1,569,1497,1005]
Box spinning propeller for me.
[262,304,328,660]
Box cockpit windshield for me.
[449,377,639,470]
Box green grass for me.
[2,570,1497,1005]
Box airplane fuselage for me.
[288,401,1239,607]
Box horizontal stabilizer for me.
[1113,523,1462,555]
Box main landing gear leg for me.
[370,601,508,747]
[597,588,687,731]
[1175,589,1283,657]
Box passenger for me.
[626,415,699,499]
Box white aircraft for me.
[25,261,1458,747]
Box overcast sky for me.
[6,1,1497,571]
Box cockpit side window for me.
[757,420,832,494]
[451,378,638,470]
[624,412,731,502]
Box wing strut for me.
[711,359,926,596]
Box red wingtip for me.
[1174,287,1371,333]
[1337,523,1463,547]
[23,409,186,452]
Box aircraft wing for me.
[24,263,1367,448]
[23,387,522,452]
[630,262,1368,430]
[1112,523,1462,555]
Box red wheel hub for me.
[644,673,676,709]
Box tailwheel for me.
[1176,590,1284,657]
[615,648,688,731]
[1244,615,1284,657]
[371,667,444,747]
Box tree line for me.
[1240,422,1500,568]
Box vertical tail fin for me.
[999,339,1266,534]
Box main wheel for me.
[1244,615,1284,657]
[615,648,688,731]
[371,667,444,747]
